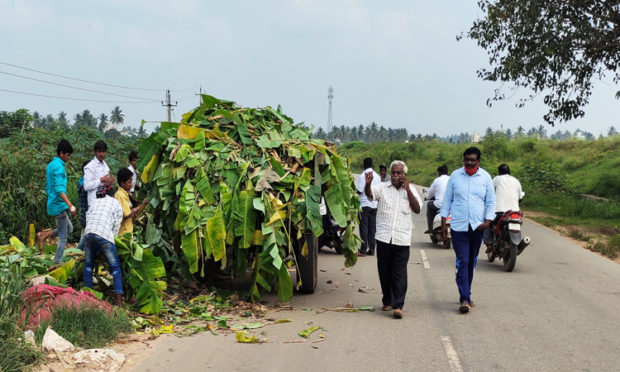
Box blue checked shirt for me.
[440,166,496,232]
[85,195,123,244]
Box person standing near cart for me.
[356,157,380,256]
[364,160,422,319]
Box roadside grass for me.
[0,267,41,372]
[35,305,132,349]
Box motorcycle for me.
[319,214,344,254]
[486,210,531,272]
[424,197,452,249]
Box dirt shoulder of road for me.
[524,210,620,265]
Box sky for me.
[1,0,619,137]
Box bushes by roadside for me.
[0,267,41,372]
[35,305,131,349]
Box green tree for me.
[462,0,620,124]
[98,113,109,132]
[0,109,32,137]
[110,106,124,129]
[56,111,70,129]
[609,126,618,137]
[74,110,96,129]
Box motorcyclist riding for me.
[483,164,524,253]
[424,165,449,234]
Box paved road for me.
[130,187,620,372]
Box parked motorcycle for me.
[424,197,451,249]
[319,214,344,254]
[486,210,531,271]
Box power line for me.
[0,60,196,92]
[0,88,159,104]
[0,70,160,102]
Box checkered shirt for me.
[371,182,422,246]
[84,195,123,244]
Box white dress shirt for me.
[128,164,137,193]
[371,182,422,246]
[427,174,449,208]
[357,168,381,208]
[84,158,110,207]
[85,195,123,244]
[493,174,524,212]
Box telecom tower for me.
[327,86,334,134]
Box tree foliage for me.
[463,0,620,124]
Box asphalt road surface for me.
[129,186,620,372]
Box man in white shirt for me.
[364,160,422,319]
[379,165,389,183]
[84,140,116,208]
[484,164,525,251]
[127,150,138,194]
[356,158,381,256]
[425,165,449,233]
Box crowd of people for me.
[37,139,145,306]
[357,147,524,318]
[38,139,524,312]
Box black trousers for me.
[359,206,377,254]
[426,201,440,231]
[377,240,410,309]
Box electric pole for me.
[195,86,203,105]
[161,90,178,122]
[327,86,334,134]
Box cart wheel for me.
[295,233,318,293]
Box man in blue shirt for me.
[37,139,78,264]
[440,147,495,314]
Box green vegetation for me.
[35,305,132,349]
[0,267,41,372]
[138,95,359,303]
[0,126,139,243]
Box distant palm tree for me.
[57,111,69,129]
[98,113,109,132]
[110,106,124,129]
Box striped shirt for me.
[85,195,123,244]
[371,182,422,246]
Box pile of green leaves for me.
[137,95,359,302]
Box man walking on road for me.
[441,147,495,314]
[425,165,449,233]
[365,160,422,319]
[37,139,78,264]
[357,157,380,256]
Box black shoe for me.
[459,302,471,314]
[423,229,432,234]
[366,251,374,256]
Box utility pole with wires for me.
[195,86,203,105]
[162,89,177,122]
[327,86,334,134]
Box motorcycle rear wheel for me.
[443,238,451,249]
[487,250,496,263]
[430,235,438,244]
[502,242,517,272]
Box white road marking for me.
[420,249,430,269]
[440,336,464,372]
